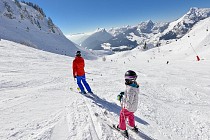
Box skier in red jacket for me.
[72,51,93,94]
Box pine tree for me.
[21,1,46,17]
[14,0,21,8]
[143,42,147,50]
[37,20,41,29]
[20,14,24,19]
[48,17,55,33]
[26,27,29,32]
[3,1,14,19]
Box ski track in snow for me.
[1,38,210,140]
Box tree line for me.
[14,0,46,17]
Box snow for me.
[67,8,210,53]
[1,7,210,140]
[66,32,93,45]
[0,0,96,59]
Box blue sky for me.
[22,0,210,35]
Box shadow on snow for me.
[85,94,155,140]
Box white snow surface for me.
[1,15,210,140]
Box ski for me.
[83,92,95,99]
[70,87,95,99]
[108,124,129,139]
[127,126,155,140]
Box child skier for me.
[116,70,139,138]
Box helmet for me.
[125,70,137,85]
[75,51,81,56]
[125,70,137,80]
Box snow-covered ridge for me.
[68,7,210,52]
[114,16,210,61]
[159,7,210,40]
[81,28,113,50]
[66,32,94,46]
[0,0,96,59]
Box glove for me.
[120,92,124,96]
[117,92,124,101]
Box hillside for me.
[81,28,113,50]
[0,0,95,59]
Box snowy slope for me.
[158,7,210,41]
[66,32,93,45]
[0,0,95,59]
[157,17,210,61]
[1,14,210,140]
[67,28,113,50]
[80,28,113,50]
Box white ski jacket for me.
[122,83,139,112]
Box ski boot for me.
[116,125,129,138]
[130,125,139,133]
[80,91,86,94]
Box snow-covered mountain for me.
[108,7,210,49]
[1,13,210,140]
[68,21,168,51]
[66,32,92,46]
[0,0,95,59]
[67,26,133,46]
[108,25,132,36]
[159,7,210,40]
[80,28,113,50]
[67,7,210,52]
[106,20,169,51]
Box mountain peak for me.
[186,7,210,16]
[146,20,153,24]
[189,7,199,11]
[187,7,199,15]
[95,28,106,32]
[138,20,154,26]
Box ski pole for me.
[190,43,198,56]
[86,77,93,81]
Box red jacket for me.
[72,56,85,77]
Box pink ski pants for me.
[119,108,135,130]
